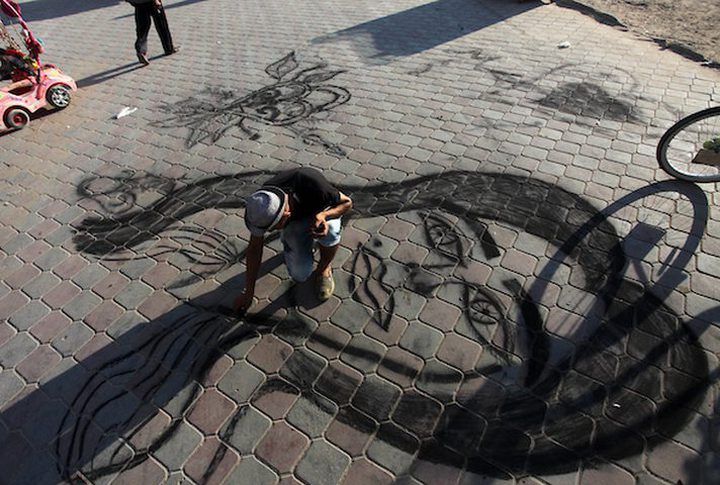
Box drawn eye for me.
[428,222,459,250]
[462,284,516,365]
[468,286,504,326]
[425,214,461,252]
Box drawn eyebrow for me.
[460,217,503,261]
[479,228,501,260]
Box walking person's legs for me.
[150,4,177,55]
[134,5,152,65]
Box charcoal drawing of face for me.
[340,173,709,477]
[45,170,710,481]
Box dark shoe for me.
[165,45,181,56]
[137,52,149,66]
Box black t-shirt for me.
[263,168,340,221]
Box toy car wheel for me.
[4,108,30,130]
[46,84,72,109]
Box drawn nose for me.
[404,265,441,294]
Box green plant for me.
[703,136,720,152]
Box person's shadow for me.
[75,62,145,89]
[17,0,209,22]
[15,0,122,22]
[112,0,211,19]
[311,0,540,64]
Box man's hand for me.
[234,291,254,312]
[154,0,162,9]
[311,213,328,238]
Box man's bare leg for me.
[315,244,337,300]
[316,244,338,277]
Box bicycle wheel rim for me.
[657,106,720,183]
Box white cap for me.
[244,187,287,236]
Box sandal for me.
[317,272,335,301]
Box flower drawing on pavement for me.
[156,52,351,154]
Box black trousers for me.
[134,3,174,55]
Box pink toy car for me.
[0,0,77,132]
[0,63,77,131]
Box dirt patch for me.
[558,0,720,66]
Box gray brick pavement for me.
[0,0,719,484]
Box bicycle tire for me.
[657,106,720,183]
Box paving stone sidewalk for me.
[1,0,719,484]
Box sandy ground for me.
[563,0,720,65]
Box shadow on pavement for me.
[76,61,145,89]
[113,0,211,20]
[17,0,121,22]
[19,0,207,22]
[312,0,540,64]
